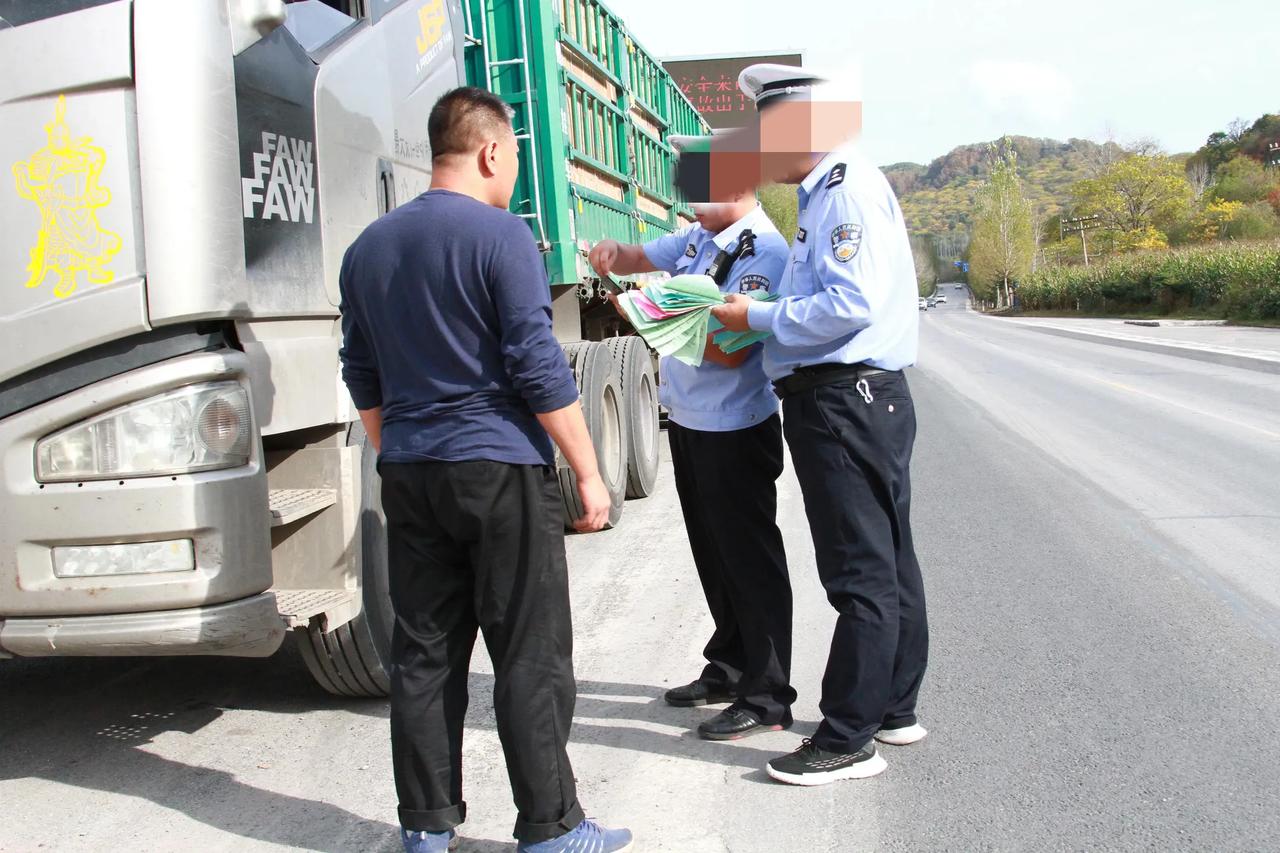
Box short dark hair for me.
[428,87,515,161]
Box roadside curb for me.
[996,321,1280,375]
[1123,319,1227,328]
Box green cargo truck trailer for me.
[461,0,707,521]
[0,0,707,696]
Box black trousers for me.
[381,460,583,843]
[668,414,795,723]
[781,371,929,753]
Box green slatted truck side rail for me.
[463,0,708,291]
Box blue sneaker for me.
[516,819,633,852]
[401,827,458,852]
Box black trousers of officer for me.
[668,414,795,723]
[380,460,583,843]
[781,371,929,753]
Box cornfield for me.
[1016,241,1280,322]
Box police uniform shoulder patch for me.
[825,163,847,189]
[739,274,770,293]
[684,243,697,258]
[830,223,862,263]
[796,227,807,243]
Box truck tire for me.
[604,336,659,499]
[296,421,394,697]
[559,342,627,530]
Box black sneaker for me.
[664,678,735,707]
[697,706,793,741]
[766,739,887,786]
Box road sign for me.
[663,51,804,130]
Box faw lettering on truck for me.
[241,131,315,224]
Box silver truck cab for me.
[0,0,468,695]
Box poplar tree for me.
[970,140,1035,308]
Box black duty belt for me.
[772,362,894,399]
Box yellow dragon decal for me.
[12,95,122,299]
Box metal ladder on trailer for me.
[463,0,549,250]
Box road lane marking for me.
[1082,374,1280,441]
[926,314,1280,442]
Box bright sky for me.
[607,0,1280,166]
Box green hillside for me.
[887,136,1122,238]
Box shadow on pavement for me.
[0,644,396,851]
[466,673,819,776]
[1,650,806,849]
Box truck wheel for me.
[604,336,659,499]
[559,342,627,530]
[296,421,394,697]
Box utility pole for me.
[1032,204,1043,272]
[1061,214,1102,267]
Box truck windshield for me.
[0,0,118,28]
[282,0,360,55]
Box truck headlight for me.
[35,382,252,482]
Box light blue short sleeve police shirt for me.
[640,207,787,432]
[746,146,920,380]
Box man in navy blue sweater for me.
[339,88,631,853]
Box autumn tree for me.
[1186,159,1211,201]
[934,230,970,264]
[969,141,1034,308]
[1237,114,1280,162]
[911,236,939,297]
[1195,131,1237,173]
[1211,155,1280,204]
[1070,151,1193,251]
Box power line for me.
[1060,214,1102,267]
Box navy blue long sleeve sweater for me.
[338,189,579,466]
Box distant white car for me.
[936,294,947,303]
[955,283,963,289]
[918,297,928,310]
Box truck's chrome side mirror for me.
[227,0,287,55]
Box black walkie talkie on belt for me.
[706,229,756,287]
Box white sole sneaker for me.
[875,723,928,745]
[765,750,888,786]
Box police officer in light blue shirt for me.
[589,190,797,741]
[712,65,930,787]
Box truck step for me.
[273,589,359,629]
[268,488,337,527]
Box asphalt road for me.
[3,293,1279,852]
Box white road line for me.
[929,316,1280,442]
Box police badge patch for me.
[739,274,770,293]
[684,243,697,258]
[830,223,862,263]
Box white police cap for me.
[738,63,826,109]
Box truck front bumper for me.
[0,350,273,619]
[0,591,284,658]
